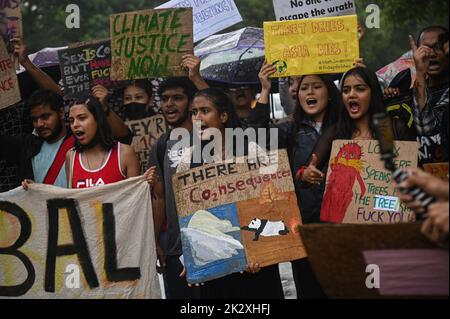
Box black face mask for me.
[123,102,147,120]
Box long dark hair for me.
[293,74,341,130]
[335,67,386,139]
[194,88,243,129]
[70,96,114,152]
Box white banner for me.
[0,177,160,299]
[272,0,356,21]
[157,0,243,42]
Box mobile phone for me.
[372,113,433,219]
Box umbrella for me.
[17,46,66,74]
[376,50,416,89]
[194,27,265,85]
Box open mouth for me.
[348,101,360,113]
[306,98,318,107]
[165,109,178,118]
[74,131,86,140]
[428,60,440,71]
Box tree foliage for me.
[21,0,448,70]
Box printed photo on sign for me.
[172,150,306,284]
[320,140,418,224]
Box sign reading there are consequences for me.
[110,8,194,81]
[264,14,359,77]
[173,149,306,284]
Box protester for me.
[65,96,140,188]
[410,26,449,166]
[398,168,449,248]
[255,62,342,298]
[147,77,201,299]
[175,87,284,299]
[121,79,157,121]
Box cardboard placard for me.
[299,223,447,298]
[125,114,168,173]
[157,0,242,43]
[264,15,359,77]
[272,0,356,21]
[0,177,161,299]
[0,38,20,110]
[110,8,193,81]
[423,162,449,181]
[320,140,418,224]
[58,40,112,99]
[172,149,306,284]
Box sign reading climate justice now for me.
[0,38,20,110]
[273,0,356,21]
[172,149,306,284]
[58,40,112,99]
[320,140,419,225]
[110,8,194,81]
[0,177,160,299]
[264,14,359,77]
[157,0,243,43]
[126,115,168,174]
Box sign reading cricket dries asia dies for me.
[58,40,112,99]
[172,150,306,284]
[320,140,419,224]
[264,15,359,77]
[110,8,194,81]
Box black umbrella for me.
[195,27,265,85]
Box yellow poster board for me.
[264,15,359,77]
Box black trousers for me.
[291,258,327,299]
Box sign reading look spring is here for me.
[172,149,306,284]
[273,0,356,21]
[110,8,194,81]
[264,14,359,77]
[0,38,20,110]
[58,40,112,99]
[320,140,418,224]
[0,177,160,299]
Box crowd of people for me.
[0,22,448,299]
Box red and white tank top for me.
[71,142,126,189]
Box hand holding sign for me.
[409,35,433,75]
[11,37,28,65]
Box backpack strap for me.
[43,135,76,185]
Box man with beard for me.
[0,89,132,188]
[410,26,449,166]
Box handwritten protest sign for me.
[110,8,193,81]
[320,140,418,224]
[0,38,20,110]
[157,0,243,43]
[126,115,168,173]
[173,149,306,284]
[273,0,356,21]
[264,15,359,77]
[0,177,160,299]
[423,162,449,181]
[0,0,22,49]
[58,40,112,99]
